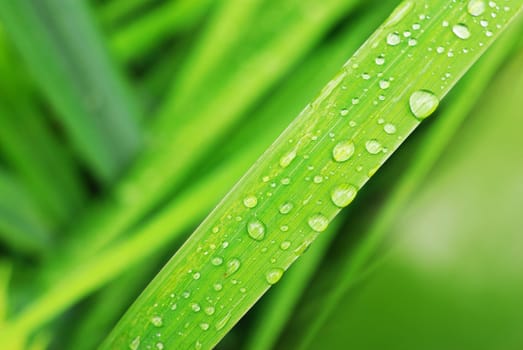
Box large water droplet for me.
[365,139,383,154]
[332,140,355,162]
[226,258,241,275]
[279,150,296,168]
[243,195,258,208]
[247,219,266,240]
[151,316,163,327]
[409,90,439,120]
[331,184,358,207]
[452,23,471,39]
[279,202,294,214]
[308,214,329,232]
[386,32,401,45]
[468,0,486,16]
[265,268,284,285]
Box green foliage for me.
[0,0,522,349]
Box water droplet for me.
[247,219,266,240]
[375,55,385,65]
[226,258,241,275]
[193,272,201,280]
[211,256,223,266]
[352,97,360,105]
[340,108,349,116]
[213,283,223,291]
[331,184,358,208]
[204,306,215,315]
[313,175,324,184]
[129,336,141,350]
[452,23,471,39]
[280,225,289,232]
[384,123,397,134]
[386,32,401,46]
[200,323,210,331]
[280,241,291,250]
[308,214,329,232]
[156,342,164,350]
[265,268,284,285]
[195,341,202,350]
[215,312,232,330]
[332,140,355,162]
[468,0,486,16]
[151,316,163,327]
[279,202,294,214]
[408,38,418,46]
[243,195,258,208]
[191,303,201,312]
[409,90,439,120]
[365,140,383,154]
[362,72,370,80]
[379,79,390,89]
[280,150,296,168]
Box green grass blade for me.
[0,0,141,182]
[279,14,523,350]
[110,0,213,62]
[99,2,523,349]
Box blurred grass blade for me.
[0,0,141,182]
[0,169,51,255]
[280,14,523,350]
[110,0,213,62]
[98,0,159,27]
[98,2,523,349]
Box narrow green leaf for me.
[0,0,141,182]
[100,1,523,349]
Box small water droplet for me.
[280,241,291,250]
[195,341,202,350]
[213,283,223,291]
[332,140,355,162]
[386,32,401,45]
[211,256,223,266]
[151,316,163,327]
[340,108,349,116]
[409,90,439,120]
[193,272,201,280]
[308,214,329,232]
[352,97,360,105]
[129,336,141,350]
[375,55,385,65]
[215,312,232,330]
[384,123,397,134]
[280,225,289,232]
[279,202,294,214]
[452,23,471,39]
[365,140,383,154]
[331,184,358,208]
[313,175,324,184]
[362,72,370,80]
[280,150,296,168]
[200,323,210,331]
[156,342,164,350]
[265,268,284,285]
[243,195,258,208]
[191,303,201,312]
[408,38,418,46]
[204,306,215,315]
[379,79,390,89]
[247,219,266,240]
[468,0,486,16]
[226,258,241,275]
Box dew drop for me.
[375,55,385,65]
[340,108,349,116]
[215,312,232,330]
[384,123,397,134]
[204,306,215,315]
[243,195,258,208]
[332,140,355,162]
[226,258,241,275]
[279,150,296,168]
[129,336,141,350]
[191,303,201,312]
[193,272,201,280]
[468,0,486,16]
[365,140,383,154]
[386,32,401,45]
[279,202,294,214]
[211,256,224,266]
[409,90,439,120]
[331,184,358,208]
[265,268,284,285]
[280,241,291,250]
[151,316,163,327]
[156,342,164,350]
[200,323,210,331]
[247,219,266,240]
[379,79,390,89]
[213,283,223,291]
[313,175,323,184]
[308,214,329,232]
[452,23,471,39]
